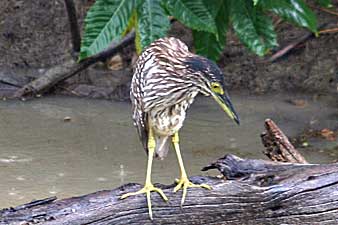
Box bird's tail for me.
[154,136,171,160]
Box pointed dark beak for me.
[212,92,240,125]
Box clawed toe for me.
[120,183,168,220]
[173,177,212,205]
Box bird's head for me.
[184,56,240,125]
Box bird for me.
[120,37,240,219]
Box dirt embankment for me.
[0,0,337,99]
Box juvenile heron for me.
[121,37,240,219]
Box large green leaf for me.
[230,0,277,56]
[193,0,230,61]
[164,0,217,34]
[259,0,317,33]
[253,9,278,50]
[79,0,136,60]
[137,0,170,51]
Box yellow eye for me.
[210,82,224,95]
[212,83,219,89]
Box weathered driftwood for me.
[261,119,308,163]
[1,154,338,225]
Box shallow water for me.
[0,93,336,208]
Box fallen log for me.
[1,154,338,225]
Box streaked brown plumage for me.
[131,37,198,158]
[122,37,240,220]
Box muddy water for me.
[0,93,337,208]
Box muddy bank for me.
[0,0,337,99]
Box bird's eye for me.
[210,82,224,94]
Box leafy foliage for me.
[192,0,229,61]
[258,0,317,33]
[137,0,170,53]
[165,0,217,34]
[79,0,136,60]
[231,0,277,56]
[80,0,319,61]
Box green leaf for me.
[315,0,332,8]
[259,0,318,33]
[193,0,230,61]
[137,0,170,50]
[230,0,277,56]
[164,0,217,34]
[254,9,278,50]
[79,0,136,60]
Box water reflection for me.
[0,93,336,208]
[0,155,32,163]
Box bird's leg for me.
[172,132,212,206]
[120,128,168,220]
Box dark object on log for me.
[2,154,338,225]
[13,31,135,99]
[261,119,308,163]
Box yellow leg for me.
[120,128,168,220]
[172,132,211,206]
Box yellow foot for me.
[173,177,212,206]
[120,183,168,220]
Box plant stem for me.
[319,27,338,34]
[64,0,81,54]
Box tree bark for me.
[261,119,308,163]
[1,154,338,225]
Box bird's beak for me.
[211,92,240,125]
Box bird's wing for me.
[130,37,190,152]
[131,55,149,152]
[131,96,148,151]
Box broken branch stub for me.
[261,118,308,164]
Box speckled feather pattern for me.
[130,37,203,158]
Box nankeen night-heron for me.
[121,37,240,219]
